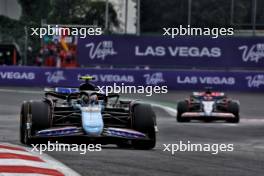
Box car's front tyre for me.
[177,101,190,122]
[20,101,51,145]
[226,101,240,123]
[131,103,156,150]
[20,101,30,144]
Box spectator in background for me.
[35,39,77,67]
[35,54,43,66]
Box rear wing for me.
[192,92,225,97]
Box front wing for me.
[35,126,147,140]
[181,112,235,119]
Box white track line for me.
[0,148,36,156]
[0,143,80,176]
[0,159,52,168]
[1,174,49,176]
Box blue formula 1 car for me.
[20,76,156,149]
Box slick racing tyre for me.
[20,101,51,145]
[177,101,190,122]
[226,101,240,123]
[131,104,156,150]
[20,101,30,144]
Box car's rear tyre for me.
[20,101,51,145]
[226,101,240,123]
[131,104,156,150]
[177,101,190,122]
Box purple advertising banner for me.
[0,66,264,92]
[77,35,264,68]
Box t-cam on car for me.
[176,89,240,123]
[20,76,156,149]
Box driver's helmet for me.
[204,94,213,100]
[90,94,98,104]
[81,94,89,104]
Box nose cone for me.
[81,106,104,136]
[202,101,214,116]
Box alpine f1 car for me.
[176,89,240,123]
[20,76,156,149]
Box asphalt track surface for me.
[0,87,264,176]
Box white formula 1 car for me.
[177,89,240,123]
